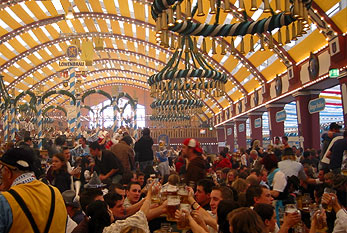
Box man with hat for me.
[182,138,206,185]
[84,171,107,190]
[0,148,67,232]
[62,190,84,224]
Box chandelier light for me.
[151,0,312,54]
[65,3,74,20]
[148,36,227,100]
[150,113,191,122]
[151,99,204,116]
[148,35,227,121]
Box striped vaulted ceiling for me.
[0,0,346,121]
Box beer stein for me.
[167,195,180,221]
[177,203,191,230]
[178,185,189,204]
[322,187,336,212]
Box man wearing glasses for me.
[0,148,67,233]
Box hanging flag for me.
[94,37,104,50]
[81,39,94,66]
[72,38,81,50]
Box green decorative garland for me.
[81,105,94,114]
[116,92,136,109]
[148,67,227,86]
[43,105,67,116]
[120,102,129,114]
[151,99,203,111]
[169,13,295,36]
[0,74,10,111]
[148,36,226,99]
[18,103,37,114]
[82,89,113,104]
[42,90,76,105]
[100,104,112,114]
[14,90,37,107]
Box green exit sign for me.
[329,69,339,78]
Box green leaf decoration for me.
[150,0,310,37]
[57,90,76,105]
[116,92,136,109]
[27,91,37,107]
[13,90,37,108]
[96,90,113,102]
[82,89,112,104]
[100,104,112,114]
[82,90,96,103]
[81,105,94,114]
[42,90,57,104]
[43,105,67,116]
[42,90,75,105]
[14,92,26,106]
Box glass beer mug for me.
[285,204,303,233]
[322,187,336,212]
[166,195,180,221]
[178,184,189,204]
[177,203,191,230]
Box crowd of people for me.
[0,122,346,233]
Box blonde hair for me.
[252,140,260,149]
[232,178,249,193]
[267,144,274,152]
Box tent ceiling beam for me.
[1,13,254,97]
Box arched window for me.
[89,98,146,129]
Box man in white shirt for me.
[23,118,35,132]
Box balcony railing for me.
[150,127,216,140]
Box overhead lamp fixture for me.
[148,36,227,122]
[148,36,227,100]
[152,0,311,55]
[65,4,74,20]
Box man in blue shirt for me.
[71,136,90,158]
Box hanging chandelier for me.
[148,36,227,100]
[148,35,227,122]
[150,113,191,122]
[151,0,312,54]
[151,98,204,115]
